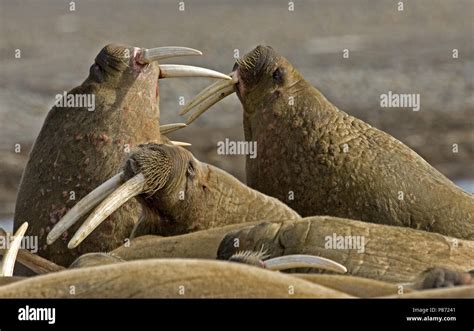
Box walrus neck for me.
[242,80,344,198]
[243,80,339,144]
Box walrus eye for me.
[90,62,104,82]
[187,160,196,178]
[272,67,285,85]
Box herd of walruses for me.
[1,44,472,298]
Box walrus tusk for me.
[160,123,187,135]
[0,222,28,277]
[159,65,232,80]
[68,174,146,249]
[180,75,237,115]
[264,255,347,274]
[180,75,237,124]
[47,172,125,245]
[139,46,202,63]
[170,141,192,147]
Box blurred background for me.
[1,0,473,231]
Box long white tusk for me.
[47,172,124,245]
[180,75,237,115]
[0,222,28,277]
[67,174,146,249]
[160,123,187,135]
[139,46,202,64]
[159,65,232,80]
[185,84,236,124]
[264,255,347,274]
[170,141,192,147]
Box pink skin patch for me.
[131,47,147,73]
[131,47,159,100]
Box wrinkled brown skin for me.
[385,285,474,298]
[13,222,253,270]
[236,45,474,239]
[0,259,351,298]
[69,223,259,268]
[14,44,164,266]
[0,277,25,287]
[124,143,300,237]
[217,216,474,283]
[292,274,414,298]
[68,252,125,269]
[114,222,259,261]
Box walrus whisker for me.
[47,172,125,245]
[158,65,232,80]
[170,141,191,147]
[180,74,237,115]
[0,222,28,277]
[185,84,236,124]
[68,174,146,249]
[264,255,347,274]
[159,123,187,135]
[139,46,202,64]
[236,47,262,71]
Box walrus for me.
[180,45,474,240]
[0,259,351,298]
[216,217,474,283]
[14,44,231,266]
[6,220,470,298]
[291,274,415,297]
[48,143,300,249]
[68,219,470,295]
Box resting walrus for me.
[216,217,474,283]
[49,143,300,248]
[0,259,351,298]
[181,45,474,240]
[14,44,231,266]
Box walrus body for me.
[71,217,473,290]
[14,44,229,266]
[239,46,473,239]
[292,274,414,297]
[13,45,163,266]
[52,143,299,249]
[0,259,351,298]
[112,222,259,261]
[124,144,300,238]
[181,45,474,240]
[217,217,474,283]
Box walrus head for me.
[87,43,231,94]
[180,45,303,123]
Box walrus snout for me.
[236,45,274,78]
[94,43,231,83]
[123,143,179,194]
